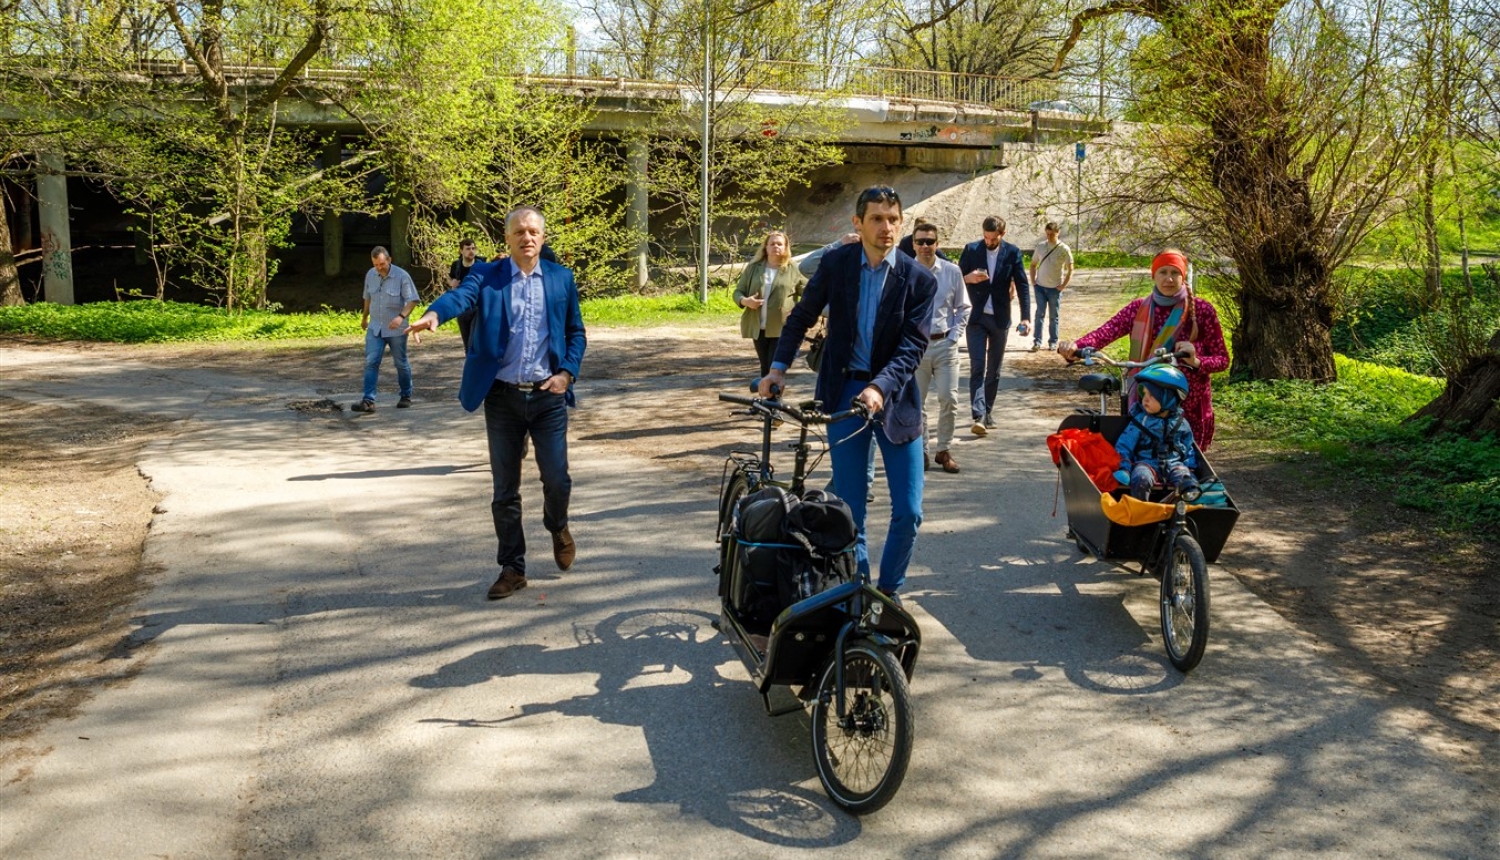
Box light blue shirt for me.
[851,251,890,372]
[496,266,552,384]
[362,264,419,339]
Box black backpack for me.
[732,487,857,625]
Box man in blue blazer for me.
[759,186,936,599]
[958,215,1030,435]
[408,207,587,601]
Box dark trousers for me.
[483,381,571,575]
[457,308,476,351]
[966,313,1008,419]
[751,331,777,378]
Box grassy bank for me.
[0,291,740,343]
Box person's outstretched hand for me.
[405,312,439,336]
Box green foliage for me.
[1332,265,1500,377]
[0,301,364,343]
[343,0,637,300]
[1217,355,1500,532]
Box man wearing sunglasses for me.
[759,186,936,601]
[910,222,971,473]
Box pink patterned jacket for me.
[1075,296,1229,450]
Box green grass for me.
[0,289,742,342]
[581,288,738,326]
[0,299,364,343]
[1020,250,1152,269]
[1217,355,1500,533]
[1332,266,1500,377]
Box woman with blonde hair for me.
[733,230,806,377]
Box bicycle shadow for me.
[411,608,861,846]
[917,550,1186,695]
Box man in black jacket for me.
[958,215,1030,435]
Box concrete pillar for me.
[390,198,411,267]
[322,138,343,277]
[625,138,649,290]
[36,152,74,305]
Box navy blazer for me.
[958,239,1031,326]
[772,243,936,444]
[428,258,587,412]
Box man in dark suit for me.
[958,215,1030,435]
[407,207,587,602]
[759,186,936,600]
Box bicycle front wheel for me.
[1160,533,1209,672]
[811,639,914,815]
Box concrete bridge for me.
[14,51,1113,302]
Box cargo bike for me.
[713,391,921,814]
[1052,348,1240,672]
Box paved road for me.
[1,333,1494,859]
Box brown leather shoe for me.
[552,526,575,571]
[935,450,960,473]
[487,567,527,600]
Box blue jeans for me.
[362,330,412,402]
[1032,285,1061,347]
[828,379,924,593]
[966,313,1007,419]
[483,382,571,575]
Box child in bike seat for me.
[1112,365,1200,501]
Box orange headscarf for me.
[1151,250,1189,276]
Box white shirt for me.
[760,266,777,330]
[983,245,1000,314]
[924,257,971,342]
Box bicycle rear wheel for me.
[718,472,749,569]
[1160,533,1209,672]
[811,639,913,815]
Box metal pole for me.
[1076,158,1083,253]
[698,4,711,304]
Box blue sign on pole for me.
[1075,142,1086,162]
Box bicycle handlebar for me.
[718,392,870,426]
[1075,346,1187,370]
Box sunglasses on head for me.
[913,237,937,246]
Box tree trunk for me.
[1203,28,1338,382]
[0,185,22,306]
[1409,329,1500,439]
[1233,283,1338,381]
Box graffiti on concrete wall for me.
[899,125,975,143]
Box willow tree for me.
[1055,0,1422,381]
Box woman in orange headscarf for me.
[1057,249,1229,449]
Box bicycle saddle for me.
[1078,373,1119,394]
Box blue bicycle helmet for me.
[1135,364,1189,411]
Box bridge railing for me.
[57,50,1119,117]
[521,48,1114,115]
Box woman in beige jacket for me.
[733,230,805,377]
